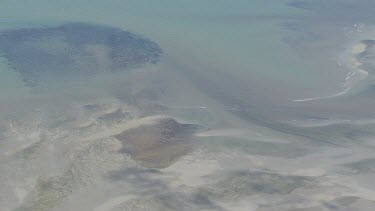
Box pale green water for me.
[1,1,375,211]
[0,0,343,102]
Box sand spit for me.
[293,37,372,102]
[350,41,370,76]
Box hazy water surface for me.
[1,1,375,211]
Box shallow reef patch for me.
[0,22,162,87]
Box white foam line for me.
[155,102,208,110]
[173,106,207,109]
[294,39,371,103]
[293,89,350,102]
[289,118,375,127]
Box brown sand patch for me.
[115,118,200,168]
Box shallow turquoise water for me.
[1,1,375,211]
[0,0,348,108]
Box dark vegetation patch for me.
[0,22,162,87]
